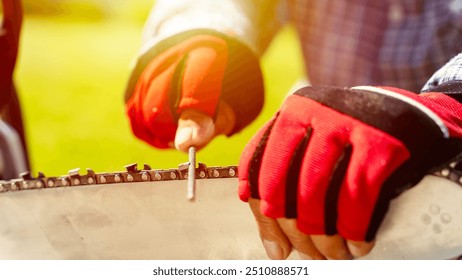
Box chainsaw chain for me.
[433,157,462,188]
[1,155,462,194]
[0,163,238,193]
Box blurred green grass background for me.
[15,0,305,176]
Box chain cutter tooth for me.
[123,163,152,182]
[18,171,46,190]
[66,168,96,186]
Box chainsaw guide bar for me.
[0,158,461,260]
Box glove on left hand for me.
[239,85,462,242]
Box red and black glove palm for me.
[239,85,462,242]
[125,30,264,149]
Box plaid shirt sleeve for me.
[422,53,462,92]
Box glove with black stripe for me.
[125,30,264,149]
[239,85,462,242]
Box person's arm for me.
[140,0,283,57]
[125,0,285,151]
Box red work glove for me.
[239,85,462,245]
[125,30,264,149]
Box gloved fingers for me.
[248,198,292,260]
[177,42,227,116]
[337,126,409,240]
[256,101,318,217]
[295,125,350,236]
[285,96,409,240]
[238,116,278,202]
[245,93,409,241]
[276,218,326,260]
[310,235,352,260]
[127,61,179,148]
[248,95,351,232]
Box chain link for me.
[1,156,462,194]
[0,163,238,193]
[432,156,462,187]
